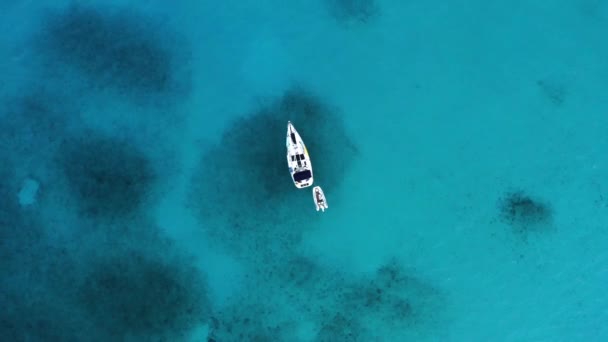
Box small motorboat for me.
[312,186,328,212]
[286,121,313,188]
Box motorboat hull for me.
[312,186,328,212]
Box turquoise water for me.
[1,1,607,341]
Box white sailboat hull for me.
[286,121,313,188]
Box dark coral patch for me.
[38,4,189,99]
[189,87,357,245]
[207,303,295,342]
[341,262,427,326]
[315,313,368,342]
[76,247,211,340]
[317,260,445,339]
[326,0,379,24]
[57,131,157,219]
[499,191,553,233]
[536,79,566,106]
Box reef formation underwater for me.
[2,0,582,341]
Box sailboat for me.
[286,121,313,188]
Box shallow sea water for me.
[1,0,607,341]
